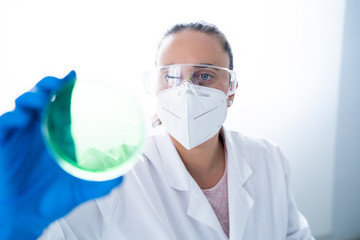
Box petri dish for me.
[42,74,145,181]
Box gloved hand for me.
[0,71,123,240]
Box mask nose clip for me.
[178,79,198,96]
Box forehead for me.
[157,30,229,68]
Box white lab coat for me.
[40,127,314,240]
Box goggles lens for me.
[144,64,236,96]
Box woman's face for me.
[156,30,231,94]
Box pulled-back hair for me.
[158,21,234,70]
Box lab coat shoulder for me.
[224,129,314,239]
[226,130,289,187]
[227,130,285,166]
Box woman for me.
[0,22,314,239]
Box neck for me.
[169,132,225,189]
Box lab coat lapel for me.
[156,131,191,191]
[224,129,254,240]
[187,180,229,239]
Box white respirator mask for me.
[156,82,228,150]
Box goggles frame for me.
[144,64,237,96]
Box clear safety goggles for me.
[144,64,237,96]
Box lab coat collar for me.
[222,127,253,186]
[155,127,254,191]
[155,129,192,191]
[223,128,254,240]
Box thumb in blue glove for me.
[0,71,123,240]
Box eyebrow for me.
[195,64,221,71]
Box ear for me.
[227,82,238,107]
[227,94,235,107]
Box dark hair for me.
[158,21,234,70]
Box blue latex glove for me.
[0,71,123,240]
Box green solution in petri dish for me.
[42,76,145,181]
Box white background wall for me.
[0,0,350,238]
[330,1,360,239]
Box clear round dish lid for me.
[42,74,145,181]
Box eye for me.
[199,73,212,81]
[164,75,180,81]
[164,75,181,87]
